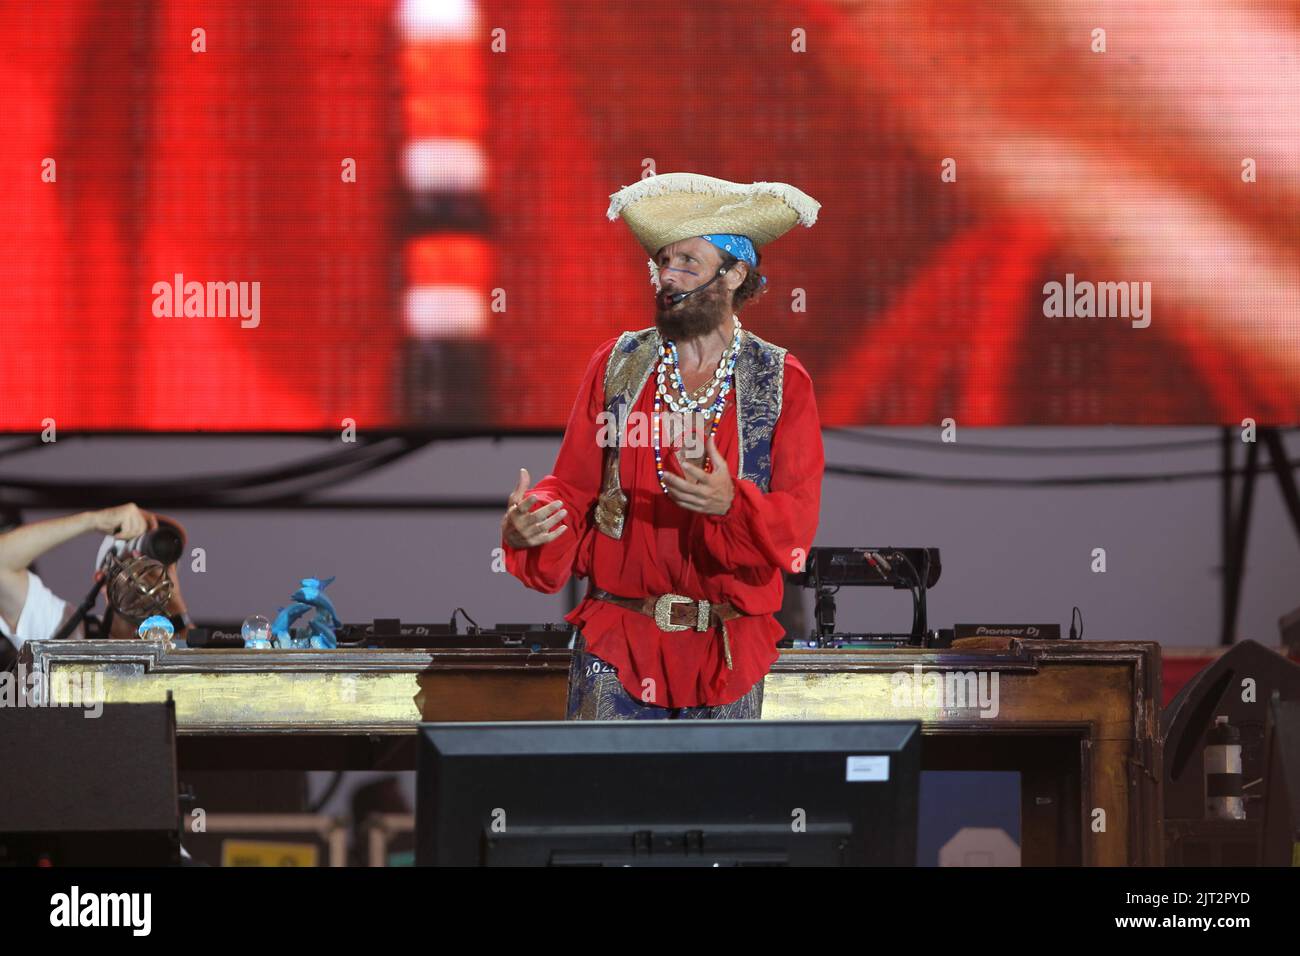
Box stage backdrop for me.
[3,0,1298,430]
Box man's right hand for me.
[88,503,154,540]
[502,468,568,548]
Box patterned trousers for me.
[565,630,764,720]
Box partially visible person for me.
[0,504,189,670]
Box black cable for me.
[0,441,379,495]
[0,435,429,502]
[5,436,1299,505]
[826,457,1300,488]
[823,428,1300,456]
[888,549,927,639]
[207,437,437,506]
[307,771,345,814]
[0,437,46,462]
[6,450,1299,510]
[49,574,108,642]
[0,436,436,509]
[0,495,511,512]
[450,607,480,633]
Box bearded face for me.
[655,276,733,340]
[658,283,741,347]
[653,237,745,340]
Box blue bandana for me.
[700,233,767,286]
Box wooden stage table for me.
[27,637,1162,866]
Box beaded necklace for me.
[652,316,741,494]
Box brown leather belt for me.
[588,587,745,669]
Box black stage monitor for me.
[416,720,920,866]
[1260,696,1300,866]
[0,700,180,865]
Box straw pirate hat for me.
[607,172,820,285]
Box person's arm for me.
[0,505,152,631]
[1,512,90,575]
[501,338,617,593]
[695,355,824,572]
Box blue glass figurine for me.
[270,576,343,649]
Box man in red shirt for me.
[500,173,824,719]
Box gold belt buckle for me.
[653,594,711,632]
[654,594,690,631]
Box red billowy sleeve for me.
[698,354,824,572]
[500,337,619,593]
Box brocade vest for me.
[592,326,788,539]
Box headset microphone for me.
[657,267,729,309]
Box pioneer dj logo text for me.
[975,625,1040,638]
[49,886,151,936]
[890,663,999,718]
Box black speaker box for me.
[1260,695,1300,866]
[0,698,179,865]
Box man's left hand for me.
[663,434,735,516]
